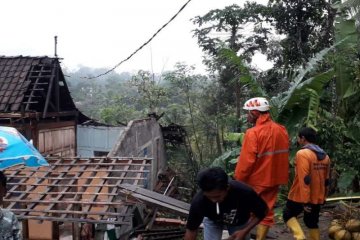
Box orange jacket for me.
[288,146,331,204]
[234,113,289,187]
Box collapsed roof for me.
[0,56,89,122]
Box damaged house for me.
[0,56,188,240]
[0,56,84,156]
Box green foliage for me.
[65,67,141,122]
[219,43,336,138]
[192,2,270,58]
[201,1,360,195]
[218,48,267,97]
[213,4,360,195]
[305,89,320,130]
[268,0,336,68]
[99,96,140,125]
[64,1,360,196]
[332,14,360,127]
[130,70,169,114]
[210,147,240,175]
[317,110,360,193]
[342,0,360,28]
[275,69,335,137]
[224,132,245,145]
[338,168,358,193]
[163,63,209,164]
[192,3,271,125]
[334,18,358,100]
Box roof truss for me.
[3,157,152,225]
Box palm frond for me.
[305,88,320,130]
[219,48,267,97]
[274,34,350,116]
[335,18,358,98]
[343,0,360,24]
[274,70,335,137]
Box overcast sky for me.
[0,0,270,75]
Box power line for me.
[81,0,193,80]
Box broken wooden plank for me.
[3,199,130,206]
[11,208,131,217]
[154,218,187,226]
[119,183,190,217]
[16,215,130,225]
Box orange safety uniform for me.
[288,146,331,204]
[234,113,289,226]
[234,113,289,186]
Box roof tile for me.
[0,56,75,113]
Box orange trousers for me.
[251,185,280,226]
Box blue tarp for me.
[0,126,49,170]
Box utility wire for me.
[82,0,193,79]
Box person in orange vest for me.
[283,127,331,240]
[234,97,289,240]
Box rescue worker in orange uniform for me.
[283,127,331,240]
[234,97,289,240]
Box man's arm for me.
[234,130,257,181]
[229,186,268,240]
[228,216,262,240]
[295,151,311,204]
[325,156,331,198]
[184,229,198,240]
[184,196,203,240]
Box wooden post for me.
[52,222,60,240]
[22,220,29,240]
[72,222,80,240]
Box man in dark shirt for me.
[0,171,22,240]
[184,167,268,240]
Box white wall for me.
[77,125,124,157]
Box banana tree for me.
[219,46,337,138]
[210,46,337,171]
[320,5,360,193]
[343,0,360,24]
[211,2,360,194]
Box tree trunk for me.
[235,81,242,132]
[216,123,222,156]
[186,86,203,165]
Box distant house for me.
[0,56,88,156]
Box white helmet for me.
[243,97,270,112]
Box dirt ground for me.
[219,207,332,240]
[258,208,333,240]
[59,209,334,240]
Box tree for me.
[164,63,208,164]
[268,0,336,68]
[100,95,140,125]
[218,3,360,192]
[192,2,270,59]
[130,70,168,114]
[71,80,106,119]
[192,2,271,122]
